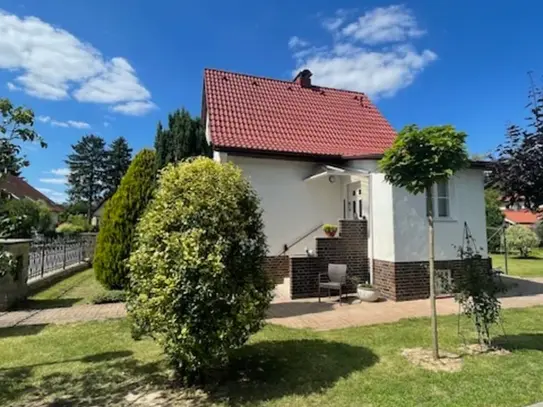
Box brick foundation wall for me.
[373,258,492,301]
[263,255,290,284]
[290,219,369,298]
[289,256,322,299]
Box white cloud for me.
[289,5,437,98]
[38,115,90,129]
[50,168,70,176]
[37,187,67,203]
[0,10,155,114]
[39,177,67,185]
[342,5,425,45]
[51,120,69,128]
[110,100,157,116]
[288,36,309,49]
[6,81,20,91]
[67,120,90,129]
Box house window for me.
[436,181,450,218]
[358,200,362,218]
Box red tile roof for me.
[0,174,63,212]
[203,69,398,157]
[503,209,541,225]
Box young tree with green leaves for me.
[94,149,156,289]
[66,135,108,220]
[154,108,211,169]
[104,136,132,196]
[0,98,46,179]
[380,124,469,359]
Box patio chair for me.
[318,264,347,305]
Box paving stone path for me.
[1,275,542,331]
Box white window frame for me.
[433,179,455,221]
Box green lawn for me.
[492,248,543,277]
[2,307,543,406]
[20,268,108,309]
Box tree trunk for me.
[426,186,439,360]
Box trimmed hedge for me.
[94,149,156,289]
[91,290,125,304]
[127,157,273,383]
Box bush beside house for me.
[127,157,273,383]
[94,149,156,290]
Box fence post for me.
[62,237,67,270]
[40,240,46,278]
[79,237,83,262]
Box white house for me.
[201,68,489,301]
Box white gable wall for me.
[228,155,343,255]
[392,168,488,261]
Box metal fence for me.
[28,233,97,281]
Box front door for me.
[346,182,363,220]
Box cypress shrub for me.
[94,149,156,289]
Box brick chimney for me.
[293,69,313,88]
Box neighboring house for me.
[202,68,489,301]
[91,197,109,228]
[0,174,64,224]
[502,209,541,227]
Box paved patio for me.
[1,275,542,331]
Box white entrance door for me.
[346,182,363,220]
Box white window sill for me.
[434,217,457,223]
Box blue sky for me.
[1,0,541,202]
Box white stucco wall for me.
[392,169,488,262]
[228,155,343,255]
[370,174,396,262]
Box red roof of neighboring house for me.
[0,174,63,212]
[203,68,398,158]
[503,209,540,225]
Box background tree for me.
[0,198,52,238]
[0,98,46,180]
[490,81,543,210]
[66,135,107,220]
[94,149,156,289]
[535,222,543,246]
[506,225,539,257]
[104,136,132,196]
[380,124,469,360]
[485,188,505,252]
[128,157,272,383]
[59,200,89,223]
[154,109,211,169]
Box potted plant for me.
[323,224,338,237]
[350,276,380,302]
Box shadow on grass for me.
[494,333,543,351]
[208,339,378,405]
[0,339,378,406]
[0,324,47,338]
[0,351,172,407]
[12,298,81,310]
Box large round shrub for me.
[506,224,539,258]
[94,149,156,289]
[127,157,272,383]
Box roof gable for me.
[204,69,397,157]
[0,174,63,212]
